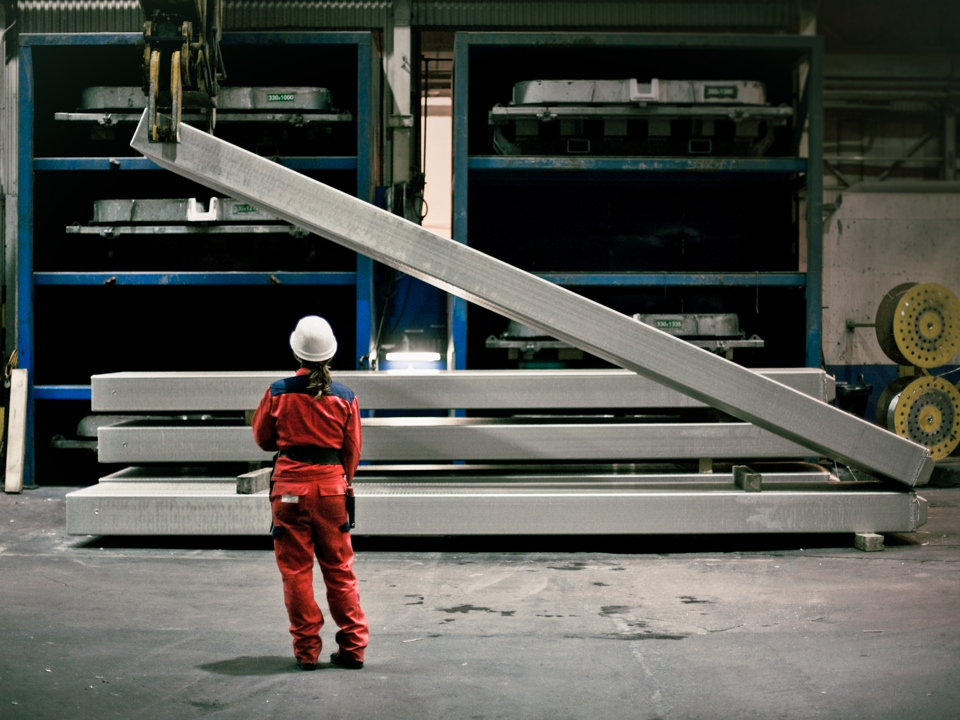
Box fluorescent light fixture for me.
[384,351,442,362]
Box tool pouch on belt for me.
[268,452,284,539]
[340,488,356,533]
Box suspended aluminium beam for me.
[130,114,933,488]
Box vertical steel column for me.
[384,0,413,185]
[16,45,33,486]
[355,35,376,368]
[449,34,469,370]
[804,37,824,368]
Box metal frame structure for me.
[16,31,379,485]
[451,33,824,371]
[129,112,930,487]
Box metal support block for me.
[98,420,814,464]
[237,467,271,495]
[854,532,885,552]
[91,368,835,412]
[130,113,933,487]
[733,465,762,492]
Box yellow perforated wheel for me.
[875,282,960,368]
[877,375,960,460]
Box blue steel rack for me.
[17,31,379,486]
[451,32,823,371]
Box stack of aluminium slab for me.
[63,113,933,537]
[65,368,927,536]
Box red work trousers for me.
[271,483,368,665]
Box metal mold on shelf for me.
[80,86,334,112]
[490,79,791,157]
[57,86,352,126]
[511,79,770,106]
[89,197,280,224]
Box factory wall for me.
[823,189,960,420]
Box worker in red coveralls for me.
[252,315,369,671]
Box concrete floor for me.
[2,486,960,720]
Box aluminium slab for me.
[130,113,932,487]
[98,420,814,464]
[65,479,926,536]
[90,368,834,412]
[94,462,833,487]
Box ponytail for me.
[297,357,333,398]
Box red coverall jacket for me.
[251,369,368,666]
[251,368,362,489]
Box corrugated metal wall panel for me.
[20,1,142,33]
[18,1,390,33]
[224,2,390,30]
[19,0,797,33]
[413,1,797,29]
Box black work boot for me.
[330,652,364,670]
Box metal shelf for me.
[34,156,358,172]
[468,156,808,173]
[34,272,357,286]
[452,32,823,371]
[17,31,380,488]
[535,272,807,288]
[35,385,92,401]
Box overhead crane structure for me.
[63,111,931,538]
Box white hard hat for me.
[290,316,337,362]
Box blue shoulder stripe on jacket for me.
[329,381,355,403]
[270,375,311,396]
[270,376,355,403]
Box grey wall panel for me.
[91,368,834,411]
[97,421,813,463]
[129,113,933,486]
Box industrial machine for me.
[139,0,224,141]
[489,78,793,156]
[488,314,762,367]
[63,112,934,540]
[67,197,306,238]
